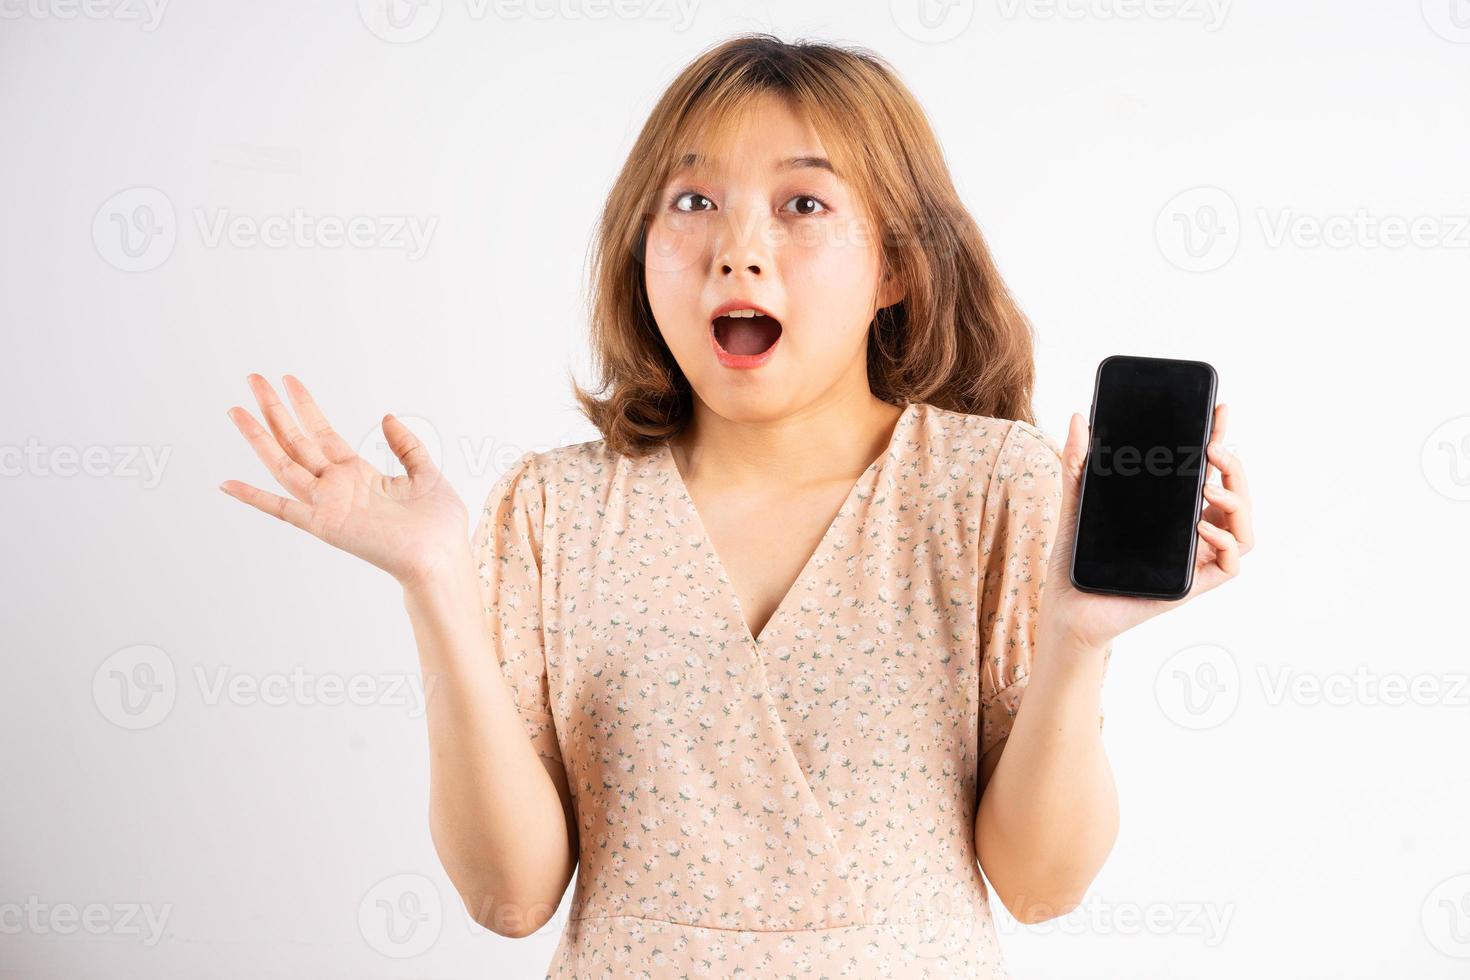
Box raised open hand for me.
[220,374,469,586]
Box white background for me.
[2,1,1468,977]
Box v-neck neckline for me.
[659,402,917,649]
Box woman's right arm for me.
[220,373,575,939]
[402,554,577,939]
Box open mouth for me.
[711,312,783,356]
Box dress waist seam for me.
[567,910,981,935]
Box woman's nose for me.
[714,209,774,277]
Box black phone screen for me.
[1070,355,1217,599]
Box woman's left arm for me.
[976,403,1255,924]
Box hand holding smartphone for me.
[1069,355,1218,600]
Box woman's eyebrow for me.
[674,153,837,176]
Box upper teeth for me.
[723,308,763,318]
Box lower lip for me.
[709,321,780,370]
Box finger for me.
[227,406,318,500]
[1200,504,1254,557]
[382,413,437,479]
[1201,482,1254,552]
[1205,403,1228,481]
[1061,412,1088,484]
[247,374,332,475]
[1052,412,1088,544]
[1206,439,1250,498]
[219,479,314,531]
[1196,517,1240,576]
[1201,481,1245,515]
[283,374,358,464]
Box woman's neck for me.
[670,390,907,491]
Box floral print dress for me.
[471,401,1109,979]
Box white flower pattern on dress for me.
[471,402,1111,979]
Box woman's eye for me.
[783,195,827,216]
[671,191,714,212]
[669,191,827,215]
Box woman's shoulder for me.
[904,403,1064,511]
[911,403,1061,467]
[501,434,655,496]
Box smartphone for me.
[1069,355,1218,600]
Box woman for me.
[221,33,1253,979]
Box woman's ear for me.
[876,267,906,311]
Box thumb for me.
[1059,412,1089,499]
[1052,412,1089,562]
[381,413,436,479]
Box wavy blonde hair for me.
[570,33,1037,458]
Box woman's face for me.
[643,94,903,424]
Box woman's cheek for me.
[796,226,882,324]
[643,221,708,281]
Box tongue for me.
[716,315,781,355]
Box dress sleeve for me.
[470,449,562,767]
[978,421,1111,760]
